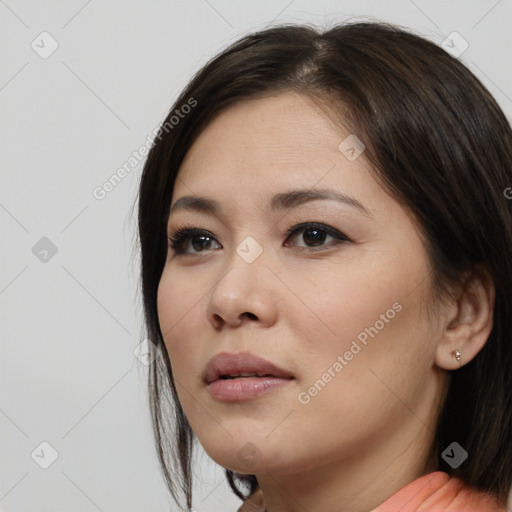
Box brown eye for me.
[301,228,328,246]
[168,228,221,254]
[284,222,349,249]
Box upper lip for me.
[204,351,294,384]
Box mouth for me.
[204,351,295,401]
[204,351,294,384]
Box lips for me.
[204,351,294,384]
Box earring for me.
[450,349,462,364]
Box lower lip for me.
[207,376,293,401]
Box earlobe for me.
[434,267,495,371]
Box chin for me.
[198,434,279,473]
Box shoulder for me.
[372,471,507,512]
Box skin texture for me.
[156,91,495,512]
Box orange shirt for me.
[237,471,507,512]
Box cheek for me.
[156,269,205,380]
[292,253,434,412]
[287,255,412,355]
[289,299,433,464]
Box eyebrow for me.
[168,188,372,218]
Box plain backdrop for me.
[1,1,511,511]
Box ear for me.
[435,267,495,370]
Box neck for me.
[254,410,440,512]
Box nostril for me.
[213,314,224,328]
[211,312,258,328]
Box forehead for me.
[169,93,401,231]
[176,91,353,186]
[168,92,425,250]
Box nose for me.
[205,252,278,329]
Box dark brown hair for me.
[136,21,512,510]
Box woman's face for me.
[157,91,447,477]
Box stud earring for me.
[450,349,462,364]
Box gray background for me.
[1,1,511,511]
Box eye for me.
[284,222,349,250]
[168,221,350,256]
[168,226,221,255]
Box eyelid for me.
[280,210,352,241]
[284,222,349,242]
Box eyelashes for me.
[167,221,350,256]
[283,222,350,252]
[168,224,221,254]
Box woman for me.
[136,21,512,511]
